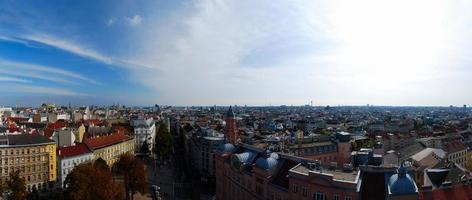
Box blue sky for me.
[0,0,471,106]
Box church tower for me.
[225,106,238,144]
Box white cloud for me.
[22,35,113,64]
[1,34,153,70]
[106,18,115,26]
[124,0,472,106]
[0,76,31,83]
[0,60,97,84]
[126,15,142,26]
[0,68,77,85]
[0,84,85,96]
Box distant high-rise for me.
[225,106,238,144]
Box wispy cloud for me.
[106,18,115,26]
[1,34,153,69]
[0,60,97,84]
[0,69,76,85]
[0,84,85,96]
[126,15,142,26]
[0,76,31,83]
[21,35,113,64]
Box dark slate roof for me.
[17,122,47,129]
[4,134,55,146]
[433,160,470,184]
[397,142,425,161]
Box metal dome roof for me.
[255,156,278,171]
[388,164,417,195]
[217,143,235,154]
[235,151,256,163]
[226,106,235,118]
[255,151,280,171]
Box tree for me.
[140,140,150,155]
[26,185,40,200]
[154,123,173,160]
[320,129,329,136]
[93,157,110,172]
[6,170,27,200]
[115,153,147,200]
[64,163,124,200]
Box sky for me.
[0,0,471,106]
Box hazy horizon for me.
[1,0,471,106]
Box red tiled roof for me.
[84,119,102,126]
[8,124,21,132]
[443,142,467,153]
[57,143,91,158]
[7,117,29,123]
[83,133,132,150]
[419,184,472,200]
[44,121,68,137]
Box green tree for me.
[6,170,27,200]
[115,153,147,200]
[320,129,329,136]
[154,123,173,160]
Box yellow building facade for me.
[84,133,135,167]
[0,134,57,191]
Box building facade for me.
[84,133,135,167]
[225,106,238,144]
[56,143,93,188]
[443,142,467,168]
[132,118,156,153]
[215,143,360,200]
[188,128,224,183]
[0,134,57,191]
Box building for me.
[131,118,156,153]
[215,143,360,200]
[188,128,224,184]
[52,128,77,147]
[225,106,238,144]
[357,164,419,200]
[0,134,57,191]
[442,141,467,168]
[83,133,135,167]
[56,143,93,188]
[288,132,352,166]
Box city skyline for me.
[1,0,472,106]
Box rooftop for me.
[84,133,132,150]
[0,134,55,147]
[290,163,358,182]
[57,143,91,158]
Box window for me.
[292,184,299,193]
[313,192,327,200]
[345,196,352,200]
[334,194,340,200]
[302,186,308,197]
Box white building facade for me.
[57,144,93,188]
[132,118,156,153]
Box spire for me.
[398,162,407,177]
[226,106,235,118]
